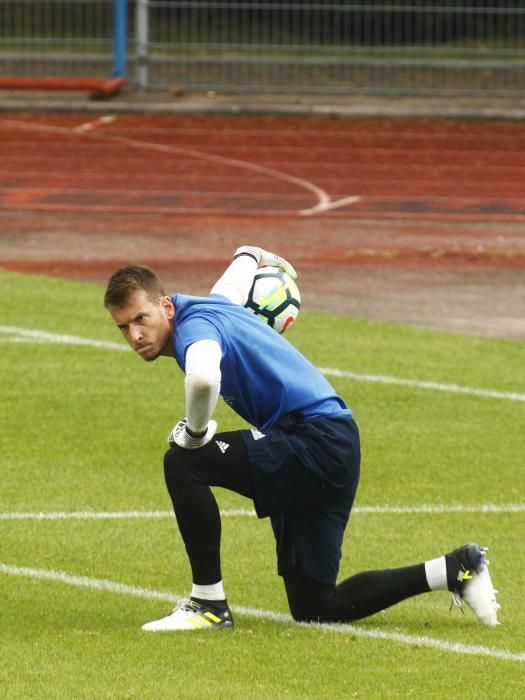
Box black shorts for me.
[241,413,360,585]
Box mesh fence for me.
[136,1,525,95]
[0,0,115,78]
[1,1,524,96]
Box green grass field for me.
[1,269,523,698]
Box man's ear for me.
[161,295,175,320]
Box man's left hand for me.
[234,245,297,280]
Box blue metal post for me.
[113,0,127,77]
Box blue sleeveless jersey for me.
[172,293,351,430]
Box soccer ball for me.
[245,266,301,333]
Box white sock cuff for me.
[191,581,226,601]
[424,556,448,591]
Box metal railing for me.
[1,1,524,97]
[0,0,124,80]
[133,1,525,95]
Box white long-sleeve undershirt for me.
[184,338,222,432]
[209,253,258,306]
[183,252,258,431]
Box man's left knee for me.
[283,569,334,623]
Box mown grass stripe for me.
[1,325,523,403]
[1,563,523,663]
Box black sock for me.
[190,596,228,611]
[330,565,431,621]
[445,554,460,591]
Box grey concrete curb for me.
[2,93,525,120]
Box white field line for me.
[0,116,360,217]
[1,503,525,521]
[0,325,126,351]
[0,508,252,521]
[319,367,525,403]
[0,562,523,663]
[1,325,523,403]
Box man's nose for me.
[129,325,143,343]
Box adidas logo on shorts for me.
[250,429,266,441]
[215,440,230,453]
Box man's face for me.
[109,289,175,361]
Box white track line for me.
[0,563,522,663]
[300,195,361,216]
[0,116,360,216]
[0,325,523,403]
[73,115,116,133]
[101,131,334,216]
[1,503,524,521]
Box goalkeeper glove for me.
[167,419,218,450]
[234,245,297,280]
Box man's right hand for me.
[167,419,218,450]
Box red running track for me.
[1,113,525,221]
